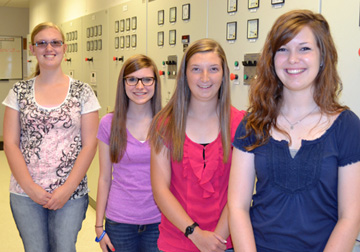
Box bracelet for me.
[95,230,106,242]
[95,225,103,228]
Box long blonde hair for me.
[110,54,162,163]
[149,38,232,162]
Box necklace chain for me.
[281,106,318,130]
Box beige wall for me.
[0,7,29,138]
[28,0,132,30]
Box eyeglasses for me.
[33,40,64,48]
[124,77,155,86]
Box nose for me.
[200,70,210,82]
[45,42,54,49]
[288,50,299,64]
[135,80,145,89]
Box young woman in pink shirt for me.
[149,38,246,252]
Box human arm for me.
[228,147,257,252]
[95,140,114,252]
[213,204,231,244]
[44,111,99,210]
[323,161,360,252]
[151,146,226,251]
[3,106,52,205]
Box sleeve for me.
[230,106,247,140]
[2,86,19,111]
[232,117,256,153]
[97,113,112,145]
[337,110,360,167]
[81,82,101,114]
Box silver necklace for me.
[281,106,318,130]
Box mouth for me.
[133,92,147,96]
[286,68,305,74]
[44,54,56,58]
[197,84,213,89]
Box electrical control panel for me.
[166,55,177,80]
[147,0,207,105]
[208,0,321,109]
[81,10,109,117]
[61,18,82,81]
[108,0,147,112]
[53,0,359,115]
[243,53,259,85]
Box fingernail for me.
[112,248,115,251]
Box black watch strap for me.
[184,222,199,237]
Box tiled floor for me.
[0,151,102,252]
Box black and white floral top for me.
[3,76,101,199]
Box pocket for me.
[105,218,120,226]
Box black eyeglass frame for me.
[124,77,156,86]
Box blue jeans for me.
[160,247,234,251]
[105,218,160,252]
[10,193,88,252]
[160,249,233,252]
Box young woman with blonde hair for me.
[149,38,246,252]
[3,22,100,252]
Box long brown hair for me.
[110,54,162,163]
[149,38,232,162]
[30,22,65,77]
[244,9,347,151]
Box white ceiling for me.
[0,0,29,8]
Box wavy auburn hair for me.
[30,22,65,77]
[244,9,347,151]
[110,54,162,162]
[149,38,232,162]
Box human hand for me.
[189,228,227,252]
[27,183,52,206]
[95,230,115,252]
[43,186,72,210]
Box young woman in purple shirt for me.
[95,54,162,252]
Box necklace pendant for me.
[290,125,294,130]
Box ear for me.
[63,43,67,54]
[29,44,35,56]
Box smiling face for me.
[186,51,223,103]
[125,67,155,106]
[274,26,321,94]
[30,27,66,70]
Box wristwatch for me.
[184,222,199,237]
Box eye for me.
[210,66,220,73]
[127,77,137,82]
[35,41,47,47]
[191,67,200,72]
[51,40,63,46]
[276,47,287,52]
[300,46,311,51]
[142,77,154,84]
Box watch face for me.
[185,222,198,237]
[185,226,194,236]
